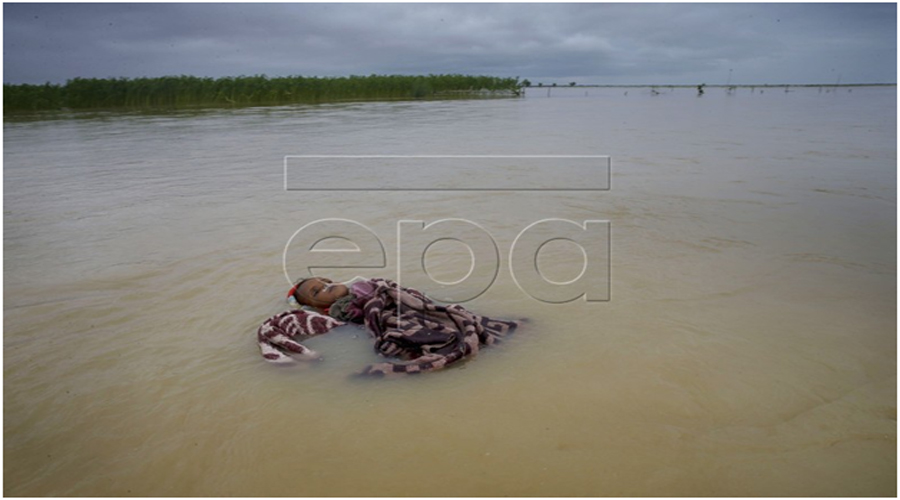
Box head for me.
[288,277,349,310]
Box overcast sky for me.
[3,3,896,86]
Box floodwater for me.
[4,86,896,496]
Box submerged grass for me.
[3,74,522,113]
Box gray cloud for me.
[3,3,896,85]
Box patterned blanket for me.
[257,278,519,376]
[257,309,343,363]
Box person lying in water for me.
[286,276,364,321]
[257,276,519,376]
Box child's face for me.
[296,277,349,309]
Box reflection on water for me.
[4,86,896,496]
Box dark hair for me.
[287,277,313,304]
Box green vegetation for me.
[4,74,522,113]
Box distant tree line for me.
[3,74,522,112]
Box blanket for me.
[257,278,519,376]
[257,309,344,363]
[359,278,519,376]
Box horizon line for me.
[2,75,896,88]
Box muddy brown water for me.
[4,86,895,495]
